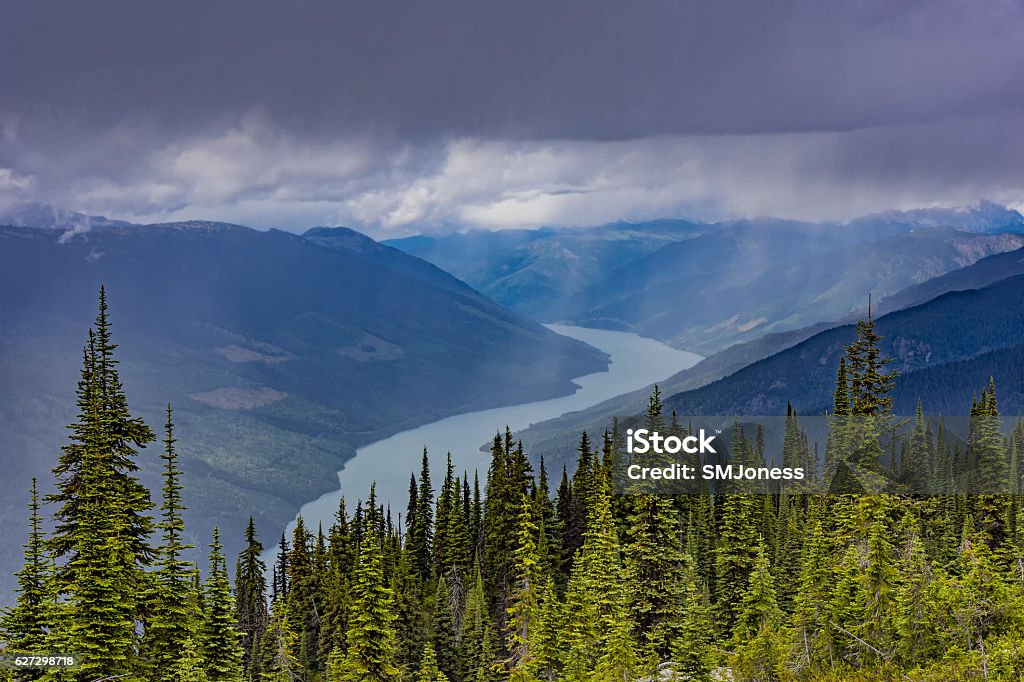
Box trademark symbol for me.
[715,429,722,434]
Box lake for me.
[263,325,701,563]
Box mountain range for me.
[522,269,1024,470]
[386,219,705,319]
[517,242,1024,469]
[571,226,1024,353]
[661,273,1024,417]
[388,202,1024,354]
[4,200,1024,593]
[0,219,605,595]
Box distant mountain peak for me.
[0,205,262,241]
[0,202,134,232]
[853,200,1024,233]
[145,220,253,233]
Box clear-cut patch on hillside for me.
[216,344,292,364]
[337,333,405,362]
[187,386,288,410]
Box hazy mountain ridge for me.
[581,227,1024,353]
[384,219,706,318]
[514,239,1024,477]
[850,200,1024,234]
[303,226,480,297]
[0,202,136,232]
[661,274,1024,418]
[388,202,1024,354]
[876,244,1024,315]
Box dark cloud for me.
[3,0,1022,139]
[0,0,1021,230]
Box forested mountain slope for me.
[0,222,605,594]
[663,275,1024,417]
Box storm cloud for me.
[1,0,1022,233]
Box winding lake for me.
[263,325,700,563]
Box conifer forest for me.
[5,290,1024,682]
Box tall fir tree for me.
[505,494,543,678]
[730,542,784,682]
[286,516,321,675]
[972,378,1010,552]
[432,576,459,682]
[342,486,399,681]
[623,491,688,660]
[409,449,435,580]
[0,479,50,678]
[235,517,269,681]
[47,289,157,679]
[670,576,713,682]
[561,475,637,679]
[845,297,898,418]
[259,599,302,681]
[202,528,244,681]
[142,406,197,679]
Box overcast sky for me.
[1,0,1022,235]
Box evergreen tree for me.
[286,516,320,675]
[432,576,459,682]
[829,545,867,666]
[417,643,450,682]
[458,565,489,681]
[143,406,198,679]
[273,533,290,603]
[391,548,427,678]
[714,491,760,627]
[592,588,640,682]
[833,356,850,417]
[342,487,398,681]
[202,528,244,681]
[555,465,581,590]
[730,542,784,682]
[175,636,212,682]
[571,433,594,538]
[409,449,435,580]
[484,429,527,635]
[623,492,688,659]
[259,599,302,681]
[790,516,834,673]
[325,646,346,682]
[320,498,354,664]
[860,511,896,660]
[892,515,940,666]
[435,453,472,582]
[528,574,560,682]
[903,400,931,494]
[972,378,1010,552]
[47,289,158,679]
[0,479,50,675]
[670,576,713,682]
[505,494,542,677]
[235,517,269,680]
[645,384,664,433]
[845,297,898,418]
[49,288,156,563]
[561,476,637,678]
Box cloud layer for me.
[1,0,1022,233]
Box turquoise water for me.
[264,325,700,562]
